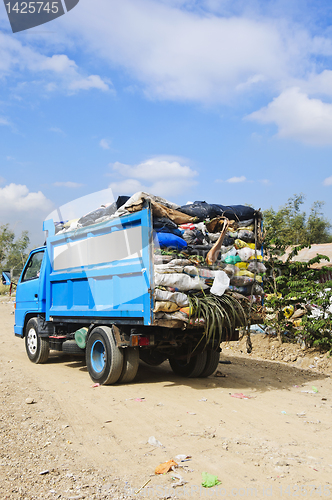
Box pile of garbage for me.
[54,192,265,328]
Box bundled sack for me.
[155,272,208,291]
[154,232,187,250]
[78,202,117,227]
[247,261,267,274]
[154,289,189,307]
[237,230,255,243]
[178,201,258,222]
[237,247,256,262]
[114,192,195,225]
[154,301,180,313]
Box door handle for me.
[34,294,38,298]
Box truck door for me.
[14,249,45,337]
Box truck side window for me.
[22,251,44,282]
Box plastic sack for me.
[235,262,249,270]
[224,255,241,265]
[153,301,180,313]
[235,239,256,250]
[249,254,263,261]
[179,201,258,222]
[78,203,117,227]
[154,288,189,307]
[247,261,267,274]
[168,259,192,266]
[237,247,255,262]
[230,276,255,287]
[154,232,187,250]
[183,266,218,279]
[210,270,230,296]
[155,272,208,291]
[238,230,255,243]
[234,269,263,282]
[223,264,236,278]
[154,264,184,274]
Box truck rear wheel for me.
[25,318,49,364]
[86,326,124,385]
[199,350,220,378]
[169,351,207,378]
[117,347,139,384]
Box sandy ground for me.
[1,297,332,500]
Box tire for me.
[140,349,167,366]
[117,347,139,384]
[86,326,124,385]
[25,318,49,364]
[169,351,207,378]
[199,350,220,378]
[62,340,85,357]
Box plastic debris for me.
[91,383,100,388]
[155,459,178,474]
[312,386,319,393]
[281,411,287,414]
[134,398,145,402]
[201,472,221,488]
[187,411,196,415]
[230,393,251,399]
[39,470,49,475]
[148,436,163,447]
[171,472,187,488]
[175,455,192,462]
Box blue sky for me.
[1,0,332,246]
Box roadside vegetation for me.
[263,194,332,351]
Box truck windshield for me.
[22,251,44,282]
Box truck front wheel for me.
[86,326,124,385]
[25,318,49,364]
[169,351,207,378]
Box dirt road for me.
[1,298,332,499]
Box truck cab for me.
[14,247,47,338]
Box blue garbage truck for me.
[14,206,246,385]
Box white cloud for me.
[323,176,332,186]
[61,0,308,103]
[0,184,54,246]
[99,139,111,150]
[0,184,53,212]
[226,176,247,183]
[109,157,198,197]
[0,116,11,126]
[53,182,83,188]
[0,32,110,94]
[247,88,332,145]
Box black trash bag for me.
[183,229,207,246]
[178,201,257,222]
[223,235,235,247]
[185,244,212,258]
[116,195,130,209]
[78,202,117,227]
[153,217,178,230]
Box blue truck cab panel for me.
[15,207,154,336]
[14,247,47,337]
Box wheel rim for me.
[91,340,106,373]
[27,328,38,355]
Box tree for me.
[263,194,331,247]
[0,225,30,274]
[5,230,30,273]
[0,225,15,269]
